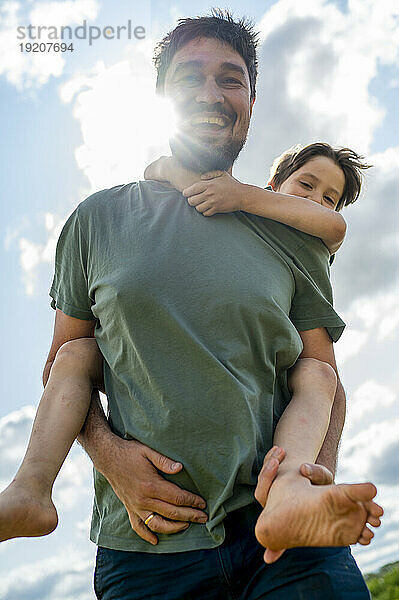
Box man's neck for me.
[173,158,233,176]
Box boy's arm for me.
[145,157,346,255]
[241,185,347,255]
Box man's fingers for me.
[254,447,285,507]
[300,463,334,485]
[148,499,208,524]
[254,458,279,507]
[141,513,190,534]
[152,479,207,510]
[262,446,285,466]
[128,512,158,545]
[144,446,183,475]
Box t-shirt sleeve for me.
[289,240,345,342]
[49,205,95,320]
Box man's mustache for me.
[178,106,235,122]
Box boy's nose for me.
[308,193,323,205]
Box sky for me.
[0,0,399,597]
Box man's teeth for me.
[190,116,227,127]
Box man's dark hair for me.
[153,8,259,101]
[269,142,372,212]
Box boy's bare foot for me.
[0,480,58,542]
[254,473,383,553]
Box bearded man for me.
[45,10,373,599]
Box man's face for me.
[163,37,253,173]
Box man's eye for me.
[179,74,200,84]
[222,78,241,85]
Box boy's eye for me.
[300,181,312,189]
[324,197,335,205]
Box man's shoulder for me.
[247,213,330,272]
[79,181,138,209]
[73,181,140,225]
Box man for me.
[44,10,372,599]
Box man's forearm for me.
[316,378,346,477]
[77,390,115,476]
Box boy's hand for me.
[182,171,247,216]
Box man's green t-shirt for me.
[50,180,345,553]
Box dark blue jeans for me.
[94,503,371,599]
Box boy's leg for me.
[255,358,382,558]
[0,337,103,542]
[273,357,337,477]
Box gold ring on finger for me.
[144,513,156,526]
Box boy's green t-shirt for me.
[50,180,345,553]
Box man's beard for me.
[169,129,247,173]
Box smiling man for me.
[45,10,373,599]
[164,37,253,173]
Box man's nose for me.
[195,78,224,104]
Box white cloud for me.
[3,216,30,251]
[340,286,399,342]
[0,546,95,600]
[0,405,36,486]
[0,0,99,90]
[338,418,399,482]
[345,380,396,427]
[18,212,65,296]
[334,328,369,366]
[53,451,92,510]
[59,48,176,192]
[248,0,399,160]
[0,406,91,511]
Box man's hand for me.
[99,436,208,545]
[254,448,334,508]
[182,171,246,216]
[254,447,334,564]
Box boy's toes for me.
[344,482,377,503]
[263,548,286,564]
[358,526,374,546]
[366,514,381,528]
[364,500,384,518]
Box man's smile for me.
[180,111,235,137]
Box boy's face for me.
[275,156,345,210]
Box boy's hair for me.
[153,8,259,102]
[269,142,372,212]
